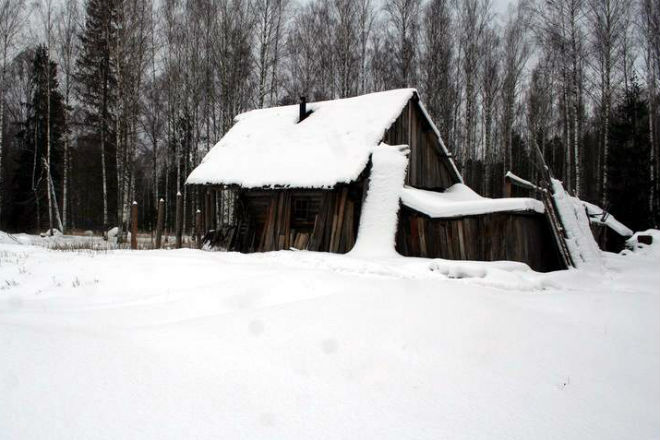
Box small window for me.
[291,196,320,231]
[293,199,312,223]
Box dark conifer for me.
[75,0,119,229]
[10,46,66,231]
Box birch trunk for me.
[44,158,63,232]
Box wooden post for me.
[195,209,203,249]
[130,201,138,250]
[205,189,212,233]
[504,175,512,198]
[155,198,164,249]
[175,192,183,248]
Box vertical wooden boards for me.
[235,184,364,254]
[204,189,212,233]
[418,217,427,257]
[383,98,458,190]
[396,207,565,272]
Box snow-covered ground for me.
[1,232,658,439]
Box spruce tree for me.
[608,78,652,231]
[11,46,66,232]
[75,0,118,229]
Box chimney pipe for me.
[299,96,308,122]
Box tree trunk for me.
[46,48,53,234]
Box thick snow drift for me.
[186,89,457,188]
[401,184,545,218]
[0,235,659,439]
[349,145,409,257]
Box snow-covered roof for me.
[186,89,458,188]
[400,184,545,218]
[582,201,633,237]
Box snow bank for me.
[0,239,658,439]
[186,89,457,188]
[551,179,603,270]
[582,201,633,237]
[349,145,409,257]
[0,231,20,245]
[401,184,545,218]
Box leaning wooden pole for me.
[130,201,138,250]
[175,192,183,248]
[155,198,164,249]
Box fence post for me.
[131,201,138,250]
[155,198,164,249]
[196,209,203,249]
[205,188,212,233]
[175,192,183,248]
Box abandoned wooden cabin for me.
[186,89,566,272]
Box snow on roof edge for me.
[400,184,545,219]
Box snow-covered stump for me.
[155,198,164,249]
[349,144,409,258]
[175,192,183,249]
[130,201,138,250]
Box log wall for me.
[396,207,565,272]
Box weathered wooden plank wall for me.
[382,99,458,190]
[396,207,565,272]
[234,184,364,253]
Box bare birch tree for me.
[500,2,530,176]
[587,0,625,208]
[0,0,25,224]
[457,0,491,165]
[420,0,456,146]
[55,0,79,233]
[383,0,421,88]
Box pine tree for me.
[75,0,118,229]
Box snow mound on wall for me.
[349,145,409,257]
[401,184,545,218]
[186,89,457,188]
[551,179,603,270]
[581,201,633,237]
